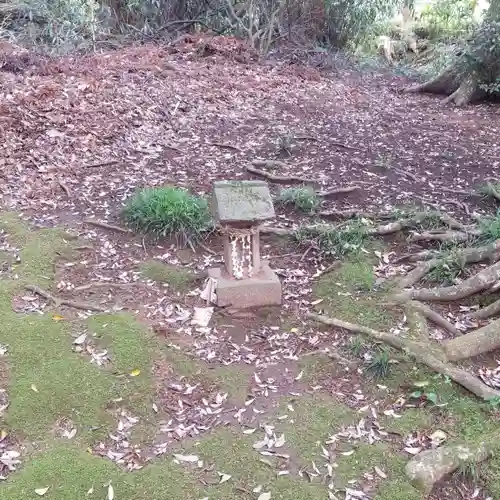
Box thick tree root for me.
[307,313,500,400]
[398,261,500,302]
[406,437,497,494]
[443,317,500,361]
[26,285,108,313]
[404,300,460,336]
[471,297,500,320]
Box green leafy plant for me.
[456,459,480,482]
[477,210,500,244]
[366,348,391,378]
[425,251,466,285]
[277,187,320,214]
[295,220,368,258]
[347,335,365,357]
[122,186,211,245]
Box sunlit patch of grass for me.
[276,186,320,214]
[122,186,212,245]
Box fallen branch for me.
[26,285,107,313]
[208,142,242,152]
[83,218,131,234]
[406,437,497,494]
[83,160,119,169]
[73,282,134,292]
[246,165,312,185]
[443,317,500,361]
[260,226,295,237]
[316,186,360,197]
[307,313,500,400]
[58,180,70,197]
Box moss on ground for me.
[139,259,194,291]
[313,257,397,330]
[2,211,500,499]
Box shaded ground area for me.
[1,35,500,500]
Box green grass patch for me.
[477,210,500,244]
[276,187,320,214]
[295,220,369,259]
[313,257,396,330]
[280,395,354,463]
[139,259,194,291]
[122,186,211,244]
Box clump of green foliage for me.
[277,187,320,214]
[477,210,500,244]
[366,347,392,379]
[425,251,466,285]
[122,186,211,245]
[295,220,368,258]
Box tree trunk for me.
[404,0,499,105]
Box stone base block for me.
[207,262,282,309]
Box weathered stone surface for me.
[207,262,281,308]
[212,180,275,224]
[405,442,491,494]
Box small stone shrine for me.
[207,180,282,308]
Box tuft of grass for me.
[478,210,500,244]
[122,186,211,245]
[366,348,392,379]
[139,259,194,291]
[425,251,466,285]
[295,220,368,258]
[347,335,365,357]
[277,186,319,214]
[457,459,480,482]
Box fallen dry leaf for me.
[35,487,49,496]
[31,384,38,393]
[173,454,199,463]
[257,493,271,500]
[129,369,141,377]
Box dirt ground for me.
[1,35,500,500]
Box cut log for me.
[406,438,495,494]
[443,317,500,361]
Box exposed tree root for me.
[307,313,500,400]
[409,230,476,243]
[404,300,460,336]
[406,436,497,494]
[26,285,108,313]
[399,261,500,302]
[396,259,440,289]
[443,317,500,361]
[470,297,500,320]
[246,165,313,184]
[83,218,131,233]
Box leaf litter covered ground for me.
[1,35,500,499]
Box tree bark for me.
[443,317,500,361]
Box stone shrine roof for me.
[212,180,275,224]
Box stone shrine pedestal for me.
[207,180,282,309]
